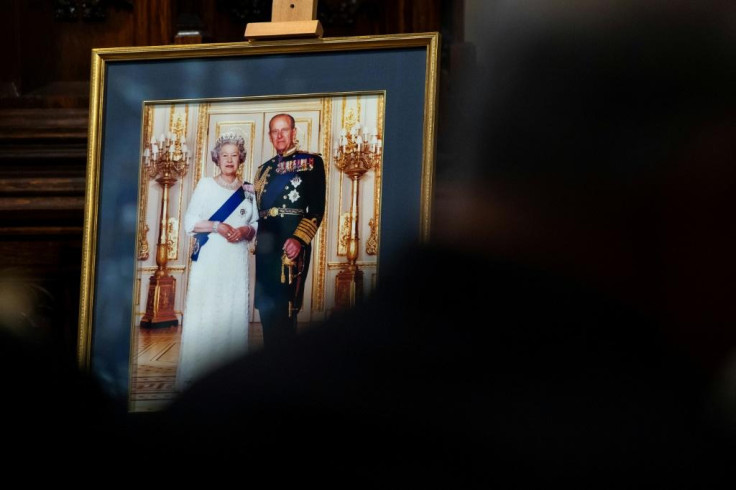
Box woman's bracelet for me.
[212,221,220,233]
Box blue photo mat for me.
[91,47,430,399]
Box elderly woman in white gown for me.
[176,133,258,393]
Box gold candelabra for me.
[140,114,191,328]
[333,123,382,310]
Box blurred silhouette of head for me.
[436,0,735,367]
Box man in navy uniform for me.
[253,113,326,348]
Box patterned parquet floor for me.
[129,323,264,412]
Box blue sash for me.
[191,187,245,261]
[259,169,294,212]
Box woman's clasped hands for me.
[217,222,250,243]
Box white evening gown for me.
[175,177,258,393]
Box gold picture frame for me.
[78,33,440,408]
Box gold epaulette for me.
[258,155,277,168]
[293,217,320,244]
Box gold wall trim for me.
[168,103,189,130]
[366,218,378,256]
[194,103,211,191]
[137,105,153,261]
[377,93,384,136]
[337,212,350,256]
[311,97,331,312]
[366,93,385,256]
[187,103,211,279]
[170,105,190,261]
[167,218,180,261]
[340,95,347,128]
[137,224,150,261]
[357,98,362,128]
[295,117,313,153]
[248,123,257,182]
[335,97,349,254]
[176,106,187,260]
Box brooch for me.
[288,189,300,203]
[290,175,302,188]
[242,181,255,202]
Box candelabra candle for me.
[334,124,382,174]
[143,131,191,179]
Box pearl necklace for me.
[215,174,241,190]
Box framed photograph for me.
[78,33,440,411]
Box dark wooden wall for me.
[0,0,468,361]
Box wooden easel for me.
[244,0,324,40]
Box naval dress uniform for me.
[253,146,326,347]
